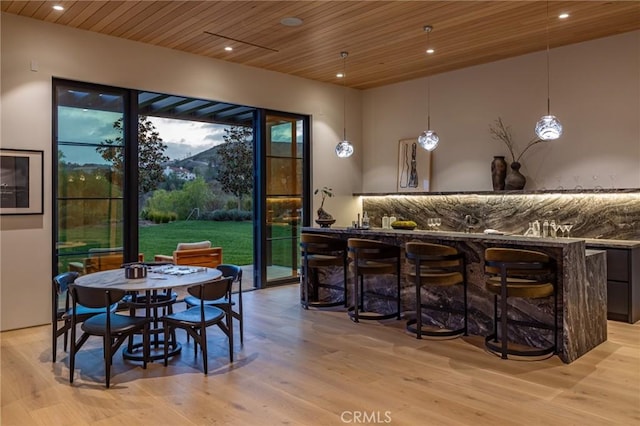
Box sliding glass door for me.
[53,80,310,291]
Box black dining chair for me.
[163,277,234,374]
[184,264,244,344]
[68,284,151,388]
[51,272,117,362]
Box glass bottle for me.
[382,214,390,229]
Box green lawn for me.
[139,220,254,265]
[60,220,299,271]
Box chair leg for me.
[200,325,208,375]
[104,336,112,388]
[69,323,76,383]
[493,294,498,341]
[416,281,422,339]
[52,323,57,362]
[343,258,348,307]
[238,281,244,345]
[396,260,401,320]
[500,295,509,360]
[228,310,234,363]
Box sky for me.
[148,117,228,160]
[58,108,228,165]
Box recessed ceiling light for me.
[558,13,570,19]
[224,46,233,51]
[53,5,64,11]
[280,17,303,27]
[336,73,344,78]
[426,48,435,54]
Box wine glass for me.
[434,217,442,230]
[563,223,573,238]
[549,220,558,238]
[427,218,434,230]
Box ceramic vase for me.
[491,156,507,190]
[505,161,526,190]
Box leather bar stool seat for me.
[405,242,467,339]
[347,238,401,322]
[300,233,348,309]
[484,248,557,360]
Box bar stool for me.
[484,248,557,360]
[300,233,348,309]
[405,242,467,339]
[347,238,401,322]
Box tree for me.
[97,116,169,193]
[216,126,253,209]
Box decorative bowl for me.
[390,220,417,230]
[315,218,336,228]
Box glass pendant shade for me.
[335,140,354,158]
[535,115,563,140]
[418,130,439,151]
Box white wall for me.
[362,31,640,192]
[0,13,362,331]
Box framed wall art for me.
[397,138,431,192]
[0,148,44,215]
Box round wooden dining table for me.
[75,265,222,361]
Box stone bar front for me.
[302,227,607,363]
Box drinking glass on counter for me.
[562,223,573,237]
[427,218,441,230]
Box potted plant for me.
[314,186,336,227]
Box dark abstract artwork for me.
[0,149,43,215]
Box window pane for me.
[58,145,123,198]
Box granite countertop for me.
[304,227,640,249]
[583,238,640,249]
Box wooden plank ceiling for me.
[2,1,639,90]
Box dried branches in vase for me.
[489,118,544,190]
[489,117,543,164]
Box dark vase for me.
[505,161,526,190]
[491,156,507,190]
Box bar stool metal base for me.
[406,318,466,338]
[484,334,555,359]
[347,305,400,322]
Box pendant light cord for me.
[545,1,551,114]
[341,51,348,141]
[425,26,432,129]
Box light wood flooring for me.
[2,284,639,425]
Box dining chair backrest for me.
[69,284,127,309]
[187,276,233,303]
[216,264,242,283]
[53,271,79,313]
[52,271,80,362]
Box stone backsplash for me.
[360,190,640,240]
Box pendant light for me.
[335,51,354,158]
[418,25,439,151]
[535,2,563,140]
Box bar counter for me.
[302,226,608,363]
